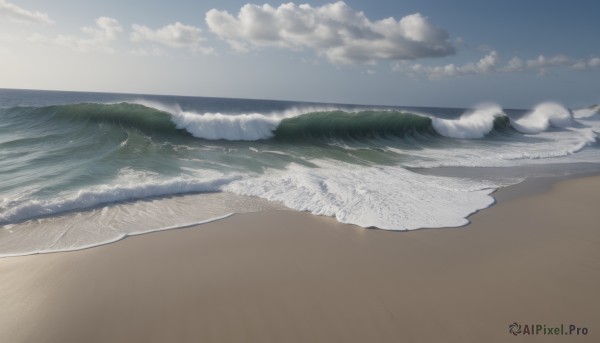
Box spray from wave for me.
[512,102,573,133]
[573,104,600,118]
[431,103,504,139]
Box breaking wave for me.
[6,101,582,143]
[0,176,240,225]
[512,102,573,133]
[2,92,600,257]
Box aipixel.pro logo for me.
[509,322,589,336]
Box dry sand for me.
[0,175,599,342]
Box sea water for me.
[1,88,599,256]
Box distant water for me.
[1,88,599,256]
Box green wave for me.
[274,110,513,141]
[3,103,516,143]
[7,102,178,135]
[274,110,436,140]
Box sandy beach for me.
[0,174,598,343]
[2,1,599,342]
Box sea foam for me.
[573,105,599,118]
[432,103,504,139]
[2,90,600,259]
[225,161,505,230]
[0,176,240,225]
[0,191,285,257]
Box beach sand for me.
[0,175,598,342]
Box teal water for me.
[1,89,599,256]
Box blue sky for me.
[1,0,599,108]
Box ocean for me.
[1,88,599,257]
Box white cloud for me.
[572,57,600,70]
[588,57,600,68]
[500,55,600,74]
[205,1,455,65]
[508,55,600,73]
[54,17,122,53]
[0,0,53,24]
[84,17,122,41]
[524,54,571,73]
[407,51,498,78]
[131,22,213,54]
[402,51,600,78]
[502,57,524,73]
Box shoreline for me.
[4,164,600,258]
[1,172,599,342]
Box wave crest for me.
[6,100,590,143]
[137,102,515,141]
[573,104,600,118]
[512,102,573,133]
[172,111,281,141]
[432,103,505,139]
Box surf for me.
[1,89,600,257]
[2,101,589,145]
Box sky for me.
[1,0,599,108]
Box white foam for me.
[225,161,501,231]
[133,99,355,141]
[172,111,281,140]
[501,129,597,159]
[512,102,573,133]
[3,98,600,259]
[431,103,504,139]
[0,175,240,224]
[131,98,285,140]
[573,105,599,118]
[399,124,599,168]
[0,192,285,258]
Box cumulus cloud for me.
[205,1,455,64]
[131,22,213,54]
[0,0,53,24]
[401,51,600,78]
[33,17,123,53]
